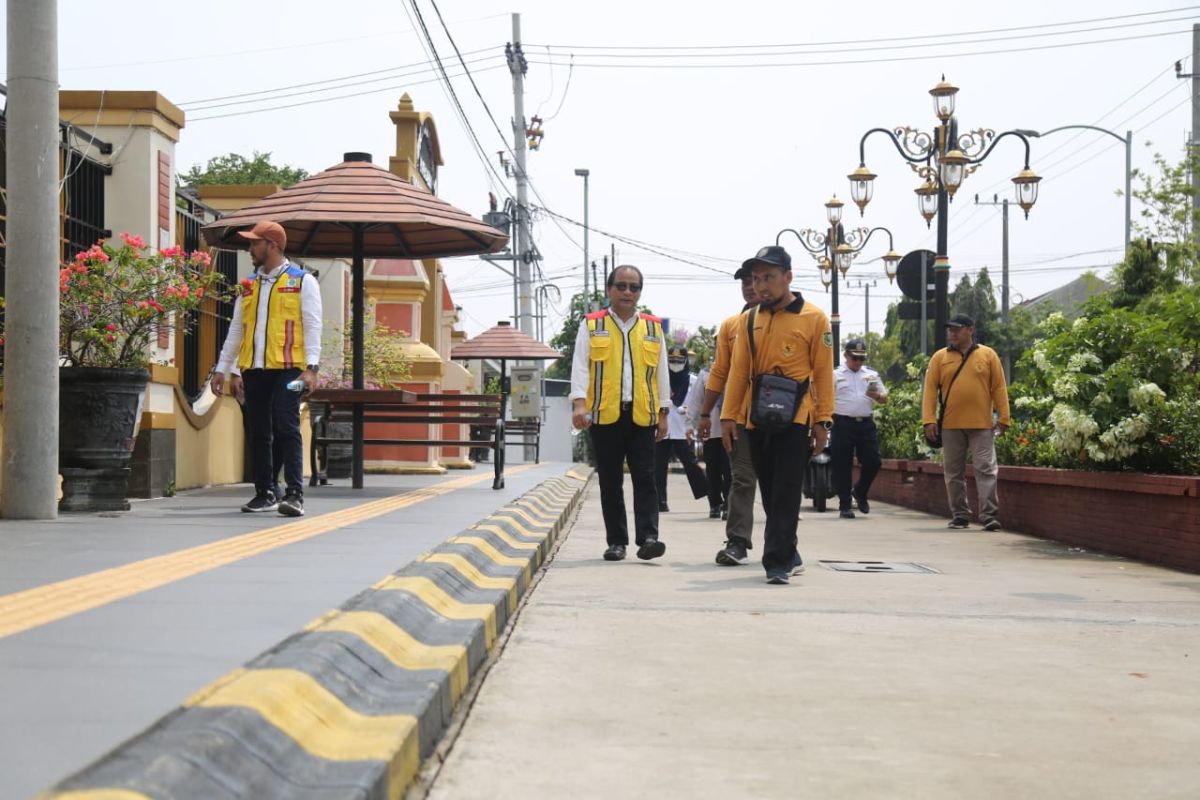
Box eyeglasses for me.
[846,354,865,362]
[612,282,642,293]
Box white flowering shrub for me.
[998,285,1200,474]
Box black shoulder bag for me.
[746,305,809,433]
[930,344,978,449]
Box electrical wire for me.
[525,28,1191,70]
[526,7,1198,51]
[529,13,1198,60]
[179,50,497,110]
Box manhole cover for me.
[819,560,940,574]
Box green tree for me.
[180,151,309,187]
[949,267,999,345]
[686,325,717,371]
[1111,238,1177,308]
[1128,148,1200,282]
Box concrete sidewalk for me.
[0,460,573,799]
[428,474,1200,800]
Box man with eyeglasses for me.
[721,246,834,585]
[570,266,671,562]
[832,338,888,519]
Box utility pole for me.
[3,0,60,519]
[508,14,533,336]
[574,168,589,311]
[975,193,1012,381]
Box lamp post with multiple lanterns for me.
[847,77,1042,348]
[776,195,900,366]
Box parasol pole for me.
[352,223,365,489]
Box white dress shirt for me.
[569,309,670,411]
[685,368,723,439]
[664,371,694,440]
[216,260,323,375]
[834,363,885,418]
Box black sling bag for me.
[746,304,809,433]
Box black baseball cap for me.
[736,245,792,279]
[844,338,868,357]
[946,313,975,328]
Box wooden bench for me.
[504,417,542,464]
[308,390,506,490]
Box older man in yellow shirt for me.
[922,314,1010,531]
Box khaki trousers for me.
[941,427,999,523]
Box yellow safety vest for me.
[237,265,308,370]
[584,310,663,426]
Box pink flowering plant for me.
[58,233,226,368]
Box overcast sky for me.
[4,1,1197,342]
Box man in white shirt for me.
[212,220,322,517]
[832,338,887,519]
[570,266,670,561]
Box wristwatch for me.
[305,364,319,372]
[817,420,833,431]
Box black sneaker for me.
[948,517,970,529]
[853,489,871,515]
[241,491,278,513]
[982,519,1002,532]
[659,502,670,513]
[715,538,749,566]
[790,552,806,575]
[708,506,722,519]
[839,509,855,519]
[277,492,305,517]
[765,569,790,585]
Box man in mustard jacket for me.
[721,246,834,585]
[922,314,1010,531]
[213,220,322,517]
[570,266,671,562]
[697,267,760,566]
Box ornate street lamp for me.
[777,207,899,365]
[847,76,1041,347]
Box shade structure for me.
[451,321,561,362]
[452,321,561,431]
[201,152,509,488]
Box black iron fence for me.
[176,194,238,400]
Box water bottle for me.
[286,379,306,393]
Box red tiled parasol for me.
[201,152,508,488]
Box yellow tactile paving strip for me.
[0,465,536,641]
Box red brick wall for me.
[867,460,1200,574]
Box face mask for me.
[668,361,686,373]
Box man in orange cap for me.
[212,220,322,517]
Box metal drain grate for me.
[819,560,940,574]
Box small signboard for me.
[510,366,542,419]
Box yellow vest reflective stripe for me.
[584,311,663,426]
[237,266,308,370]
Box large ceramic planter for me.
[59,367,149,512]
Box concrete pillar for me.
[3,0,61,518]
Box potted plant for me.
[54,233,223,511]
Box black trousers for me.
[703,437,732,510]
[655,438,709,504]
[242,368,304,497]
[831,415,882,510]
[748,423,811,572]
[589,406,658,546]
